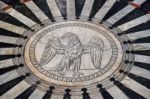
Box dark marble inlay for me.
[15,81,40,99]
[33,0,54,20]
[89,0,106,19]
[75,0,85,18]
[0,12,29,29]
[56,0,67,18]
[124,21,150,34]
[63,89,71,99]
[42,86,54,99]
[0,73,30,96]
[0,42,18,48]
[82,88,91,99]
[128,73,150,89]
[132,36,150,43]
[102,0,133,21]
[0,64,23,75]
[0,28,22,37]
[110,78,146,99]
[97,84,114,99]
[134,62,150,71]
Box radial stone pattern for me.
[0,0,150,99]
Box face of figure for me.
[60,37,70,46]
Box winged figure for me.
[39,32,104,77]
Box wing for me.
[83,37,104,69]
[39,37,65,66]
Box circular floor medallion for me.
[13,19,134,95]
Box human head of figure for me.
[61,32,81,46]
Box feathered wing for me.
[83,37,104,69]
[39,37,65,66]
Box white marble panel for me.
[107,86,128,99]
[135,55,150,64]
[95,0,116,20]
[23,1,49,22]
[72,95,82,99]
[51,94,63,99]
[0,70,19,85]
[107,5,134,24]
[81,0,94,17]
[5,9,37,27]
[127,29,150,40]
[118,14,150,31]
[28,89,45,99]
[122,77,150,99]
[129,30,150,51]
[46,0,62,17]
[1,81,30,99]
[67,0,75,17]
[0,1,36,27]
[0,48,13,55]
[0,21,26,35]
[0,59,13,68]
[0,35,18,44]
[133,43,150,50]
[90,92,103,99]
[107,0,146,24]
[130,66,150,80]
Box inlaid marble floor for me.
[0,0,150,99]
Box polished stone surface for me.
[0,0,150,98]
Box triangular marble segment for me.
[0,12,29,29]
[15,84,37,99]
[110,78,146,99]
[107,0,147,25]
[134,62,150,71]
[0,28,23,38]
[32,0,54,20]
[0,74,29,96]
[20,0,49,22]
[0,0,150,99]
[97,84,114,99]
[0,1,39,22]
[0,65,23,75]
[128,73,150,89]
[42,86,54,99]
[102,0,133,21]
[75,0,85,18]
[89,0,106,19]
[56,0,67,18]
[0,42,18,48]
